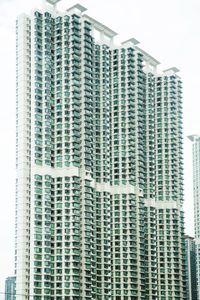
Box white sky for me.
[0,0,199,297]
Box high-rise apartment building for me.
[5,276,16,300]
[15,1,186,299]
[188,135,200,299]
[185,235,198,300]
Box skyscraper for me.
[15,1,186,299]
[5,277,16,300]
[185,235,198,300]
[188,135,200,299]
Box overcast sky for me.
[0,0,199,297]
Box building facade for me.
[5,277,16,300]
[15,1,186,299]
[188,135,200,299]
[185,235,198,300]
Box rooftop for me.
[136,47,160,66]
[46,0,61,5]
[122,38,140,46]
[84,14,118,38]
[67,4,87,13]
[188,135,200,142]
[164,67,180,73]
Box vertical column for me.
[15,14,31,300]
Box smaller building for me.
[185,235,198,300]
[5,276,16,300]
